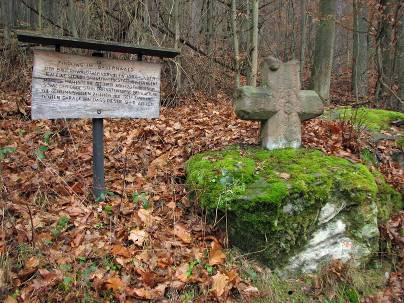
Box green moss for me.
[323,107,404,131]
[372,171,403,222]
[186,146,400,268]
[187,147,378,212]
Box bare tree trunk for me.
[248,0,259,86]
[310,0,337,103]
[68,0,78,37]
[398,3,404,108]
[206,0,213,53]
[300,0,307,85]
[174,0,182,93]
[352,0,368,98]
[231,0,240,88]
[206,0,214,93]
[377,0,402,110]
[29,0,37,29]
[289,0,296,60]
[1,0,11,45]
[38,0,43,30]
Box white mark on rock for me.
[281,220,357,275]
[318,202,346,225]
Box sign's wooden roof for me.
[16,31,180,58]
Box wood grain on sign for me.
[31,50,161,119]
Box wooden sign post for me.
[17,32,179,201]
[92,52,105,201]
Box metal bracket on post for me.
[92,52,105,201]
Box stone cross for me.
[234,57,324,150]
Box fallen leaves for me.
[105,277,125,292]
[209,241,226,265]
[173,223,192,244]
[147,152,170,178]
[2,86,402,302]
[111,244,131,258]
[25,256,40,269]
[137,208,160,227]
[128,282,168,300]
[211,272,229,296]
[128,229,148,246]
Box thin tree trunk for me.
[206,0,213,53]
[231,0,240,88]
[174,0,182,93]
[352,0,368,98]
[206,0,214,93]
[310,0,337,103]
[377,0,401,110]
[2,0,11,45]
[300,0,307,85]
[289,0,296,60]
[248,0,259,86]
[68,0,78,37]
[396,1,403,110]
[38,0,42,30]
[246,0,251,80]
[10,0,16,27]
[29,0,37,29]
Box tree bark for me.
[377,0,402,110]
[68,0,78,37]
[231,0,240,88]
[310,0,337,103]
[1,0,11,45]
[248,0,259,87]
[29,0,37,29]
[396,3,403,110]
[38,0,43,30]
[352,0,368,98]
[300,0,307,85]
[174,0,182,92]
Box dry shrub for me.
[313,260,352,293]
[0,42,31,91]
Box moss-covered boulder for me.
[186,147,402,276]
[323,107,404,131]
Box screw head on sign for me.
[97,109,102,114]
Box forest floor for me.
[0,89,402,303]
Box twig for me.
[18,0,71,35]
[120,154,128,204]
[25,203,35,248]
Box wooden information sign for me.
[32,50,161,119]
[18,32,179,201]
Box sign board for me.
[31,50,161,119]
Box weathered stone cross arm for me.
[234,88,323,121]
[233,56,324,150]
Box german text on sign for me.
[31,50,161,119]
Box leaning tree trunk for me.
[248,0,259,87]
[310,0,337,103]
[231,0,240,88]
[352,0,368,98]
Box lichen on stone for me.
[186,146,402,273]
